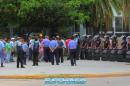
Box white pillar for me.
[113,16,116,35]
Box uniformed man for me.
[28,36,34,60]
[104,36,110,49]
[80,36,87,60]
[0,38,5,67]
[111,35,118,49]
[22,39,29,65]
[57,36,64,63]
[68,36,77,66]
[49,37,59,65]
[16,37,25,68]
[121,36,127,58]
[93,35,101,60]
[127,36,130,50]
[42,36,50,62]
[74,34,80,60]
[102,35,110,61]
[32,36,40,66]
[87,35,93,60]
[95,35,101,49]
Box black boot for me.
[1,63,4,67]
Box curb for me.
[0,73,130,79]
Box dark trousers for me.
[70,49,76,66]
[80,48,85,60]
[29,48,33,60]
[17,53,24,68]
[44,47,50,62]
[50,49,59,65]
[84,49,88,59]
[10,51,14,62]
[67,49,70,60]
[23,52,27,65]
[58,48,64,63]
[33,51,39,66]
[0,52,4,67]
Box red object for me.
[66,39,71,49]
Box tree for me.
[0,0,21,36]
[1,0,130,35]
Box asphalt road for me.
[0,77,130,86]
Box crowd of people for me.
[0,34,79,68]
[0,33,130,68]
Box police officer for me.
[28,36,34,60]
[68,36,77,66]
[16,37,25,68]
[74,34,80,60]
[0,38,5,67]
[111,36,118,49]
[121,36,127,59]
[22,39,29,65]
[49,37,59,65]
[32,36,40,66]
[80,36,87,60]
[42,36,50,62]
[104,36,110,49]
[95,35,101,49]
[127,36,130,50]
[87,35,93,60]
[57,36,64,63]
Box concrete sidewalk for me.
[0,60,130,79]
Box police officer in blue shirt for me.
[32,35,40,66]
[68,36,77,66]
[16,37,25,68]
[22,39,29,65]
[42,36,50,62]
[49,37,59,65]
[0,38,5,67]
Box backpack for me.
[33,41,39,52]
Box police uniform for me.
[112,38,118,49]
[121,37,127,58]
[95,37,101,49]
[80,36,87,60]
[29,38,34,60]
[104,37,110,49]
[32,39,40,66]
[57,40,64,63]
[68,39,77,66]
[0,40,5,67]
[49,39,59,65]
[16,40,24,68]
[42,37,50,62]
[22,42,29,65]
[87,36,93,60]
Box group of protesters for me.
[0,33,130,68]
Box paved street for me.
[0,77,130,86]
[0,60,130,75]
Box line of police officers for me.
[79,35,130,62]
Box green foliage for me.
[0,0,130,34]
[0,0,19,28]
